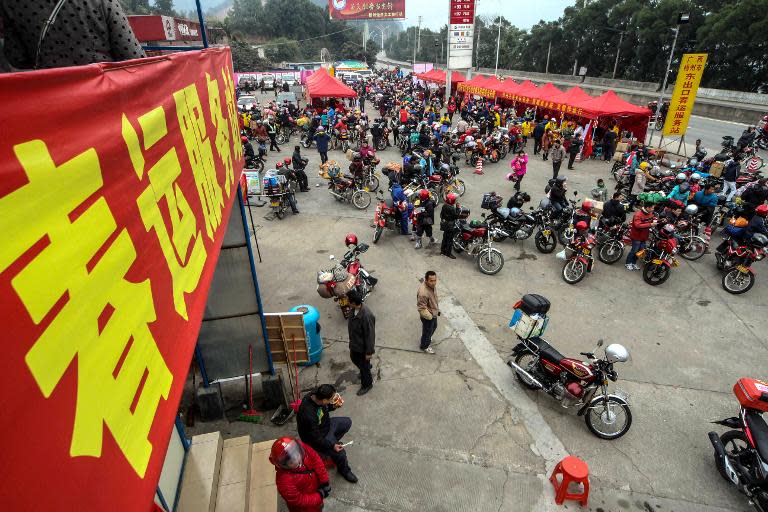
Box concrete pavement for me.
[184,97,764,510]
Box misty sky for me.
[404,0,574,30]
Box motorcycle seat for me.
[527,337,565,364]
[495,207,511,219]
[745,409,768,462]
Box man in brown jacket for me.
[417,271,439,354]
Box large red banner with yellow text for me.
[0,48,243,510]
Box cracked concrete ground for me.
[183,111,764,511]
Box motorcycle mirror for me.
[329,255,335,261]
[573,191,579,196]
[597,339,604,347]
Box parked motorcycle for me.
[596,222,630,264]
[636,225,679,285]
[316,240,377,318]
[708,378,768,511]
[328,170,372,209]
[715,234,767,294]
[372,191,402,244]
[508,295,632,440]
[560,231,597,284]
[452,209,508,275]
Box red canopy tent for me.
[306,68,357,99]
[533,82,564,100]
[495,78,520,101]
[457,74,496,99]
[418,69,466,84]
[549,86,594,106]
[574,90,652,139]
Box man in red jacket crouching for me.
[271,437,331,511]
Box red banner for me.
[0,48,243,510]
[328,0,405,20]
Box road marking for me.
[689,115,747,127]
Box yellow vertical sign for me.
[663,53,708,137]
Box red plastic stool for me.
[549,456,589,506]
[321,456,336,469]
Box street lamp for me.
[650,12,690,141]
[434,38,439,66]
[494,16,502,76]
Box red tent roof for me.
[549,86,594,105]
[534,82,563,100]
[306,68,357,99]
[485,76,503,89]
[457,74,496,98]
[514,80,539,101]
[419,69,466,84]
[577,90,652,117]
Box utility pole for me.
[475,19,482,69]
[494,16,501,76]
[545,40,552,74]
[363,21,368,52]
[612,31,624,79]
[417,16,423,55]
[650,13,689,142]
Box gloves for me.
[318,482,332,499]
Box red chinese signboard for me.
[0,48,243,510]
[450,0,476,24]
[328,0,405,20]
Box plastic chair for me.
[549,456,589,506]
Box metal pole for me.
[545,40,551,74]
[363,21,368,52]
[412,26,417,70]
[494,16,501,76]
[475,19,481,69]
[649,25,680,144]
[612,31,624,79]
[417,16,423,55]
[445,5,452,106]
[194,0,209,48]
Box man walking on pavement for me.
[417,271,440,354]
[346,291,375,396]
[532,120,545,155]
[550,139,566,179]
[297,384,359,483]
[567,135,582,170]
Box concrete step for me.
[215,436,252,512]
[178,432,224,512]
[248,440,278,512]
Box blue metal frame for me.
[237,185,275,374]
[154,417,189,512]
[194,343,210,387]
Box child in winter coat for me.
[508,151,529,191]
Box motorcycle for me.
[452,209,508,275]
[439,155,466,200]
[715,236,766,294]
[596,222,630,264]
[560,232,597,284]
[675,216,708,261]
[361,155,381,192]
[327,169,372,209]
[245,153,265,173]
[316,243,377,318]
[300,126,315,149]
[708,378,768,511]
[636,228,679,286]
[508,301,632,439]
[376,127,391,151]
[372,191,402,244]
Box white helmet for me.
[605,344,630,363]
[690,173,701,182]
[684,204,699,216]
[676,172,687,182]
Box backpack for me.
[544,178,555,194]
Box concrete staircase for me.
[177,432,277,512]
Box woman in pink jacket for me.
[507,151,529,191]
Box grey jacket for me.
[550,146,566,163]
[2,0,145,70]
[348,305,376,355]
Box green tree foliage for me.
[392,0,768,92]
[263,38,301,63]
[120,0,178,16]
[230,40,271,71]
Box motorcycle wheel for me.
[715,430,748,482]
[585,396,632,440]
[513,353,540,390]
[642,262,671,286]
[275,208,285,219]
[352,190,372,209]
[477,248,504,275]
[598,240,625,264]
[373,225,383,244]
[341,140,349,153]
[454,179,467,196]
[376,138,387,151]
[276,133,287,145]
[301,137,311,149]
[681,236,707,261]
[722,268,755,294]
[364,174,380,192]
[535,230,557,254]
[254,160,264,173]
[557,227,574,247]
[562,259,586,284]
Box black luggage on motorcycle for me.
[518,294,550,315]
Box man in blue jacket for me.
[693,184,718,226]
[314,126,331,164]
[391,182,412,235]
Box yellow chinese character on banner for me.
[221,69,243,164]
[0,140,173,478]
[122,108,207,321]
[174,84,223,240]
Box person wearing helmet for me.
[666,180,690,205]
[692,183,718,225]
[745,204,768,240]
[266,116,280,152]
[242,135,256,163]
[275,162,301,214]
[548,175,569,217]
[740,178,768,217]
[296,384,358,483]
[414,189,436,249]
[688,172,703,196]
[390,181,412,235]
[625,203,656,271]
[440,193,460,258]
[291,146,310,191]
[271,437,331,512]
[573,199,594,228]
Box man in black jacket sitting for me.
[297,384,358,483]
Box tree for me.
[263,38,301,64]
[152,0,176,16]
[230,41,272,72]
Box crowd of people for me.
[235,68,768,511]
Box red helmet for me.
[575,220,589,231]
[756,204,768,217]
[284,157,292,165]
[581,200,593,213]
[269,437,305,469]
[445,193,458,205]
[241,135,249,143]
[419,189,430,200]
[659,224,676,239]
[345,233,358,247]
[275,161,284,168]
[494,105,500,111]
